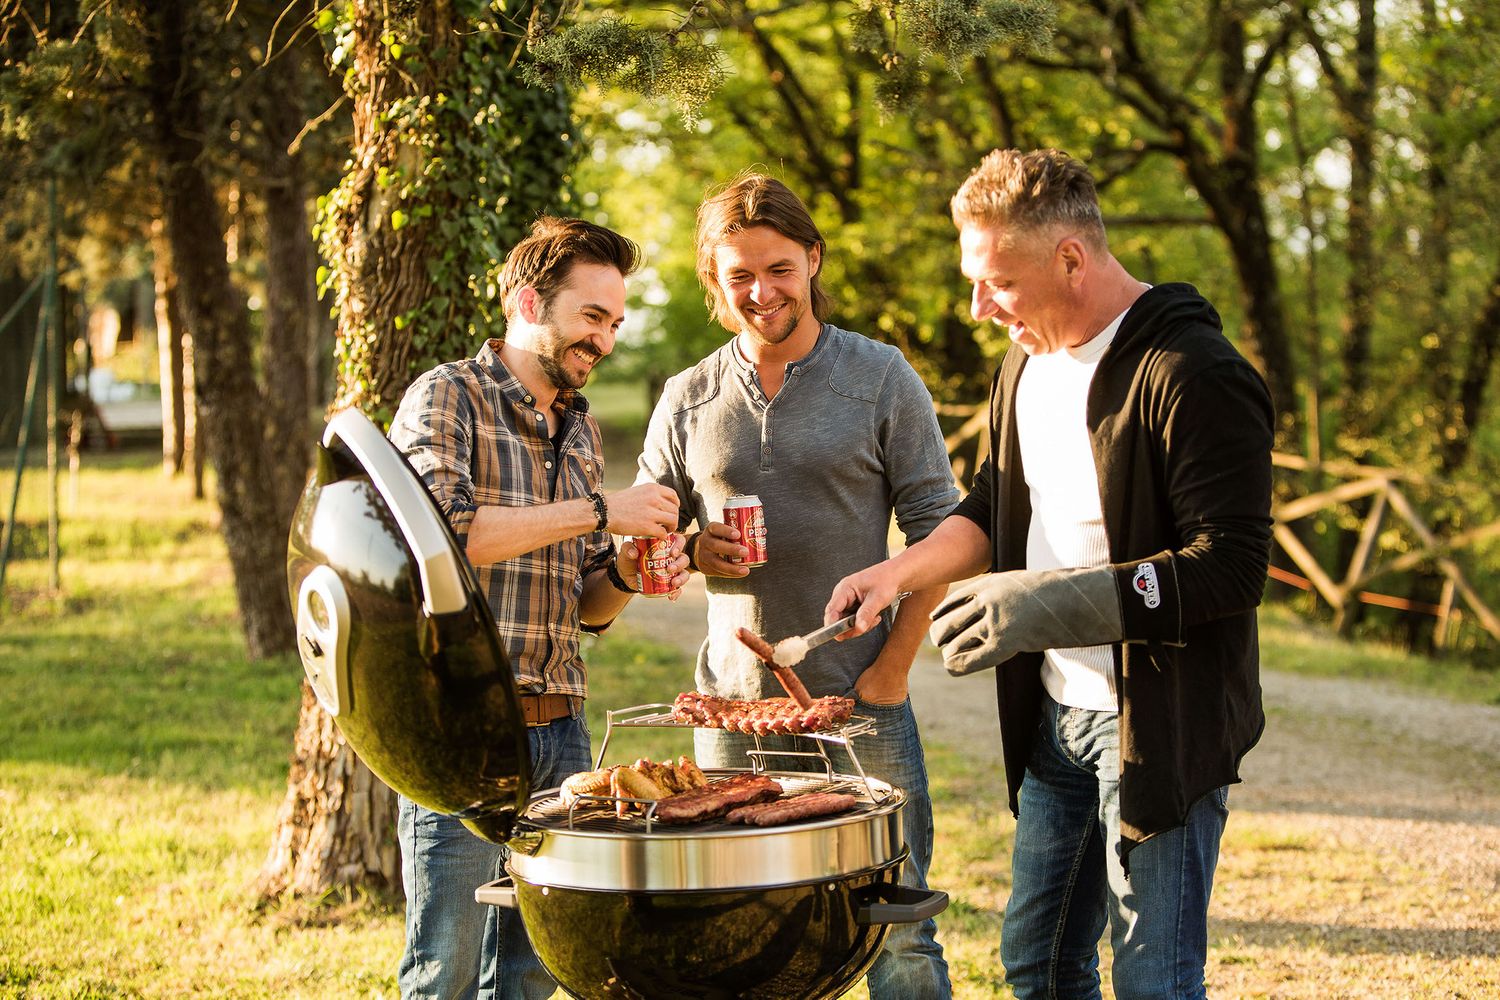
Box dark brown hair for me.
[498,216,640,323]
[694,172,830,327]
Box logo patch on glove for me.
[1132,563,1161,610]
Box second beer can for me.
[722,494,768,567]
[634,534,677,597]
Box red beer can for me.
[722,494,768,567]
[634,534,677,597]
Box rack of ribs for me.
[671,691,855,735]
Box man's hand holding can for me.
[688,521,748,578]
[629,533,690,599]
[722,494,768,568]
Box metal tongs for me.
[735,593,912,710]
[735,627,815,708]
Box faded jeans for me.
[397,711,592,1000]
[1001,691,1230,1000]
[695,696,952,1000]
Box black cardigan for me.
[951,282,1274,858]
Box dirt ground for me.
[616,574,1500,998]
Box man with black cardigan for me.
[827,148,1274,1000]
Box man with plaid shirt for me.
[388,217,687,1000]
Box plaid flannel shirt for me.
[388,340,615,700]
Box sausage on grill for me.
[725,791,859,827]
[671,692,855,734]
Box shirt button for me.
[524,395,532,403]
[535,413,544,421]
[544,460,553,469]
[585,463,593,472]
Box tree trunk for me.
[254,683,401,898]
[152,229,187,475]
[255,52,316,518]
[259,0,575,902]
[1336,0,1379,447]
[145,0,290,657]
[1442,266,1500,472]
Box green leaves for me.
[318,1,578,416]
[524,15,728,119]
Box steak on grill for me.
[725,791,859,826]
[652,773,783,824]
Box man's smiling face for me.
[959,223,1082,356]
[711,225,821,346]
[528,262,627,390]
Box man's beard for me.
[535,325,598,391]
[738,298,804,345]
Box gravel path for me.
[614,575,1500,995]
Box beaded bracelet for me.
[587,490,608,533]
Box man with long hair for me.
[636,173,957,999]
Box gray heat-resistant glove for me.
[928,566,1124,676]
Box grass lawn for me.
[2,447,1495,997]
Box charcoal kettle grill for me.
[286,410,946,999]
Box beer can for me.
[634,534,677,597]
[722,494,768,567]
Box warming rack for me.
[589,702,889,816]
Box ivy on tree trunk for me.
[259,0,576,901]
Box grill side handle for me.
[854,883,949,925]
[475,874,518,909]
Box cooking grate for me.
[524,771,893,834]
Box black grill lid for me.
[286,409,529,843]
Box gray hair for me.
[950,149,1107,251]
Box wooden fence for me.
[939,404,1500,646]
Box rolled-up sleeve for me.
[880,360,961,545]
[951,457,994,534]
[389,370,481,547]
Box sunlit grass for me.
[3,446,1497,998]
[1258,602,1500,704]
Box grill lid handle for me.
[323,408,467,616]
[855,884,950,925]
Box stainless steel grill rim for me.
[507,770,906,892]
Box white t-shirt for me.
[1015,308,1130,712]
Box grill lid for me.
[286,409,529,843]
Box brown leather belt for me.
[519,693,580,727]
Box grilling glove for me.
[928,566,1124,676]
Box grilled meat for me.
[725,791,858,826]
[671,691,855,734]
[653,774,783,824]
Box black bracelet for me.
[605,558,638,594]
[684,530,702,572]
[587,490,608,533]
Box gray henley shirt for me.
[635,323,960,699]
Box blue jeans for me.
[695,697,952,1000]
[1001,692,1229,1000]
[398,711,593,1000]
